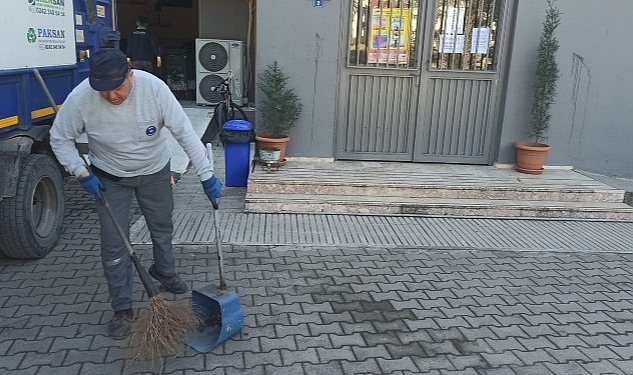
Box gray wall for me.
[255,0,341,158]
[120,0,633,178]
[198,0,250,42]
[499,0,633,178]
[198,0,254,101]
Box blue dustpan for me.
[185,172,244,352]
[185,285,244,352]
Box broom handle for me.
[100,195,160,298]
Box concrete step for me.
[247,180,625,202]
[244,160,633,219]
[244,193,633,220]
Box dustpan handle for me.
[206,143,227,290]
[213,207,226,290]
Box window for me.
[348,0,419,69]
[432,0,502,71]
[347,0,503,71]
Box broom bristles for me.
[129,296,199,361]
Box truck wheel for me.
[0,154,65,259]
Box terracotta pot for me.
[256,134,289,166]
[515,141,551,175]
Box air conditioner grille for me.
[195,38,244,106]
[197,42,228,72]
[198,74,225,104]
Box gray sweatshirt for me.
[50,69,214,181]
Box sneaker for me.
[109,308,133,338]
[148,264,188,294]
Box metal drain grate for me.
[130,212,633,253]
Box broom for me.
[99,195,198,360]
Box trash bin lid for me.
[222,120,252,131]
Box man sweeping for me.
[49,48,222,338]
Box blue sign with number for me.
[313,0,323,7]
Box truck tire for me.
[0,154,65,259]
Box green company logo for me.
[27,28,37,43]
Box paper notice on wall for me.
[445,7,465,34]
[439,34,464,54]
[471,28,490,54]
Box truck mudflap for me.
[0,154,65,259]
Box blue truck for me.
[0,0,119,258]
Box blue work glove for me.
[78,173,103,197]
[201,176,222,207]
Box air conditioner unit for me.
[195,38,244,106]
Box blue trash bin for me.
[220,120,253,187]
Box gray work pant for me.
[94,162,174,311]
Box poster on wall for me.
[371,0,399,7]
[368,7,412,64]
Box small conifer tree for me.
[257,61,303,138]
[529,0,561,143]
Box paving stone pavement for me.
[3,176,633,375]
[4,115,633,374]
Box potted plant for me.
[515,0,561,174]
[255,60,303,166]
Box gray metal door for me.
[337,0,515,164]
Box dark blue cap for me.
[89,48,129,91]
